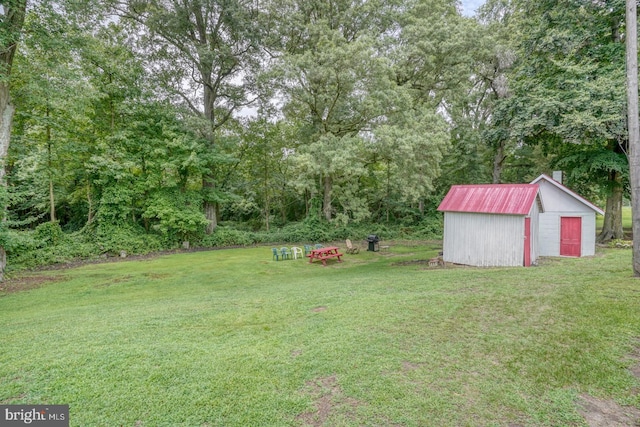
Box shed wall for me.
[529,198,540,263]
[443,212,525,267]
[538,180,590,212]
[538,212,597,256]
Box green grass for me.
[1,244,639,426]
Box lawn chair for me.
[304,245,313,256]
[345,239,360,254]
[314,244,324,249]
[291,247,304,259]
[280,247,292,260]
[272,248,280,261]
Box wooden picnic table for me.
[307,246,344,266]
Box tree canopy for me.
[1,0,635,271]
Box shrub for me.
[608,239,632,249]
[197,227,255,247]
[94,224,164,255]
[142,190,208,243]
[33,222,65,247]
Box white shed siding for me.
[538,211,597,256]
[538,213,560,256]
[529,198,540,264]
[443,212,525,267]
[537,180,589,212]
[581,213,597,256]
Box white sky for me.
[460,0,486,16]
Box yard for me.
[1,243,639,426]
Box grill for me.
[367,234,380,252]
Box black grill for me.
[367,234,380,252]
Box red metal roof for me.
[437,184,539,215]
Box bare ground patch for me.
[578,344,640,426]
[296,375,402,426]
[0,275,64,295]
[296,375,362,427]
[578,394,640,427]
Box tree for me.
[0,0,28,279]
[269,0,403,222]
[10,3,95,226]
[626,0,640,274]
[483,0,629,241]
[114,0,262,233]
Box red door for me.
[524,217,531,266]
[560,217,582,257]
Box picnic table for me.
[307,246,344,266]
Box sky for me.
[460,0,486,16]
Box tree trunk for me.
[597,171,625,243]
[323,174,332,221]
[86,180,94,226]
[492,140,506,184]
[0,0,28,281]
[203,178,218,234]
[264,166,270,232]
[47,108,56,222]
[626,0,640,274]
[0,88,14,281]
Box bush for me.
[608,239,632,249]
[142,190,208,243]
[7,230,99,271]
[94,224,164,255]
[197,227,255,247]
[34,222,65,247]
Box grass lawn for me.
[1,243,640,426]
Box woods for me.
[2,0,638,272]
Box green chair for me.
[304,245,313,256]
[280,247,292,260]
[314,244,324,249]
[272,248,280,261]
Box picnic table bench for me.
[307,246,344,266]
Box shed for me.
[437,184,542,267]
[530,174,604,257]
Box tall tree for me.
[626,0,640,274]
[484,0,628,241]
[0,0,27,279]
[114,0,261,233]
[269,0,403,222]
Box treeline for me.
[1,0,631,270]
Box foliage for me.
[3,0,627,266]
[33,221,64,247]
[142,190,208,243]
[197,227,255,247]
[608,239,632,249]
[92,224,164,256]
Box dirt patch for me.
[143,272,171,280]
[311,306,327,312]
[401,361,423,372]
[578,394,640,427]
[94,275,133,288]
[0,275,63,295]
[392,259,431,266]
[296,375,362,427]
[628,345,640,381]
